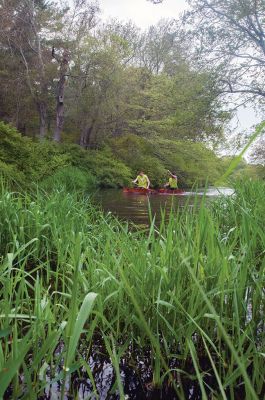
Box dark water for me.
[32,338,248,400]
[93,187,234,225]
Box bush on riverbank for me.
[109,134,225,186]
[0,179,264,398]
[0,121,131,189]
[40,166,97,192]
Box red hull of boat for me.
[157,188,184,195]
[123,188,184,195]
[123,188,155,194]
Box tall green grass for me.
[0,181,264,398]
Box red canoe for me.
[123,188,184,195]
[157,188,184,195]
[123,187,156,194]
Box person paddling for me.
[132,171,150,189]
[165,170,178,190]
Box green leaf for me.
[215,121,265,185]
[0,330,32,397]
[0,328,11,339]
[66,292,97,368]
[31,321,66,369]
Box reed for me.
[0,181,264,398]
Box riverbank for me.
[1,121,263,191]
[0,180,264,399]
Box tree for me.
[136,19,185,75]
[66,21,141,147]
[51,0,99,142]
[0,2,230,147]
[0,0,59,137]
[180,0,265,105]
[64,17,229,147]
[0,0,99,141]
[251,136,265,164]
[66,31,127,147]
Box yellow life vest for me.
[169,177,177,188]
[137,174,149,188]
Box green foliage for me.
[183,0,265,104]
[0,181,264,398]
[0,121,131,189]
[231,163,265,181]
[60,144,132,187]
[109,134,166,185]
[0,2,230,145]
[0,122,73,186]
[85,149,132,188]
[0,121,39,187]
[151,138,224,186]
[40,166,97,192]
[171,67,227,143]
[221,154,265,182]
[0,121,262,190]
[109,134,224,187]
[216,121,265,185]
[0,160,26,188]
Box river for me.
[93,187,234,225]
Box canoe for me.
[157,188,184,195]
[123,188,184,195]
[123,187,156,194]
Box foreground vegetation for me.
[0,180,264,399]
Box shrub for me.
[85,149,132,188]
[108,134,224,187]
[109,134,166,186]
[1,121,260,190]
[0,122,131,189]
[41,166,97,193]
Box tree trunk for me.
[53,51,69,142]
[80,119,96,148]
[37,101,48,139]
[79,127,87,148]
[18,122,26,136]
[54,97,64,142]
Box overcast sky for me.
[99,0,187,28]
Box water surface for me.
[94,187,234,225]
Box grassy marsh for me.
[0,181,264,399]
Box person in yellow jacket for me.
[165,170,178,190]
[132,171,150,189]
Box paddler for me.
[165,170,178,190]
[132,171,150,189]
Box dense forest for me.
[1,0,263,187]
[0,2,265,399]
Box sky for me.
[99,0,259,138]
[99,0,187,29]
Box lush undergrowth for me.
[0,180,264,399]
[0,121,131,190]
[1,120,250,189]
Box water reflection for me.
[93,187,234,225]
